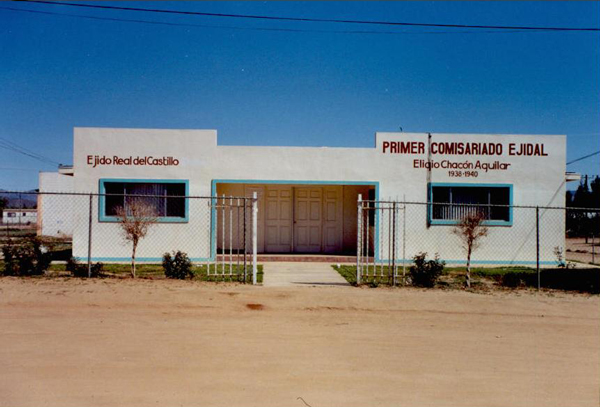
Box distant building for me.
[2,208,37,225]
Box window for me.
[7,212,16,218]
[429,184,512,225]
[100,180,188,222]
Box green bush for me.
[66,257,104,278]
[1,237,52,276]
[502,272,522,288]
[541,269,599,293]
[163,251,194,280]
[409,252,445,287]
[497,269,599,293]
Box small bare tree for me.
[453,211,488,288]
[115,200,157,278]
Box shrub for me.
[163,251,194,280]
[1,241,16,276]
[66,257,104,278]
[502,272,522,288]
[553,246,576,269]
[541,269,599,294]
[409,252,445,287]
[498,269,599,293]
[1,237,52,276]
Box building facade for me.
[40,127,567,265]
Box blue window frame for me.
[99,179,189,223]
[428,183,513,226]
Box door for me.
[294,187,323,253]
[264,186,293,252]
[322,186,343,253]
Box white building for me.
[40,127,568,265]
[37,167,74,237]
[2,208,37,225]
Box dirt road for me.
[0,277,598,407]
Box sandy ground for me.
[0,278,598,407]
[567,237,600,265]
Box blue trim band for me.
[75,256,212,263]
[76,256,556,266]
[360,258,556,266]
[98,178,189,223]
[212,179,379,186]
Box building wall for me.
[38,172,74,237]
[66,127,566,264]
[342,185,370,253]
[372,133,566,265]
[71,128,217,261]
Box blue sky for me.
[0,1,599,190]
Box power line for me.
[0,167,44,171]
[0,143,58,166]
[14,0,600,32]
[567,150,600,165]
[0,138,55,164]
[0,6,539,35]
[0,137,60,166]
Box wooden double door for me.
[245,185,343,254]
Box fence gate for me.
[356,194,406,286]
[210,193,258,284]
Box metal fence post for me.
[392,201,397,286]
[366,198,370,281]
[243,197,247,283]
[229,196,233,277]
[236,198,240,277]
[87,193,93,278]
[402,196,406,286]
[212,196,217,276]
[252,192,258,285]
[221,194,225,275]
[536,206,540,291]
[592,234,596,264]
[356,194,362,285]
[387,200,391,284]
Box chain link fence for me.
[1,191,258,283]
[356,197,600,286]
[2,191,598,288]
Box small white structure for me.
[40,127,570,265]
[37,168,74,237]
[2,208,37,225]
